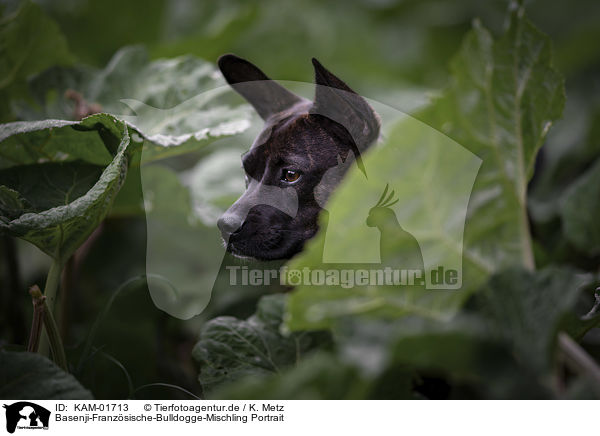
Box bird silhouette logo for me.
[366,183,424,271]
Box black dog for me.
[216,55,380,260]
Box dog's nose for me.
[217,213,244,237]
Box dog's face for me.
[217,55,380,260]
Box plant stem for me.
[520,200,535,270]
[38,258,63,357]
[27,286,45,353]
[44,259,62,314]
[30,286,68,372]
[58,256,75,340]
[43,298,69,372]
[557,331,600,393]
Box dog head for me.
[217,55,380,260]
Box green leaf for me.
[0,350,92,399]
[17,46,252,163]
[0,115,122,168]
[480,267,590,372]
[285,115,481,329]
[0,1,73,122]
[192,294,330,392]
[332,268,592,397]
[562,313,600,343]
[335,316,491,377]
[528,93,600,227]
[220,266,585,400]
[422,8,565,272]
[333,314,553,399]
[285,8,565,330]
[560,158,600,256]
[0,185,29,220]
[561,285,600,341]
[208,351,369,400]
[0,163,103,217]
[0,114,133,261]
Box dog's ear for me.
[310,58,380,151]
[218,54,304,120]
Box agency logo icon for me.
[3,402,50,434]
[366,183,424,271]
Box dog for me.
[216,54,380,261]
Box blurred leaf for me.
[562,313,600,343]
[335,316,490,376]
[108,154,144,216]
[480,267,590,372]
[17,46,252,162]
[560,158,600,256]
[151,2,260,67]
[184,148,248,225]
[0,1,73,122]
[333,268,593,397]
[528,93,600,226]
[0,114,132,261]
[151,0,505,96]
[334,315,549,399]
[38,0,166,66]
[0,350,92,399]
[563,374,600,400]
[552,4,600,77]
[218,266,585,400]
[209,351,369,400]
[192,294,330,392]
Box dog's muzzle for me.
[217,178,299,241]
[217,212,244,239]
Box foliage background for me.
[1,0,599,399]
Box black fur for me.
[217,55,379,260]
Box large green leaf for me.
[0,351,92,399]
[0,114,133,261]
[422,9,564,271]
[0,1,73,122]
[16,46,252,163]
[285,7,565,330]
[192,294,330,392]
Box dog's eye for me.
[282,170,301,183]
